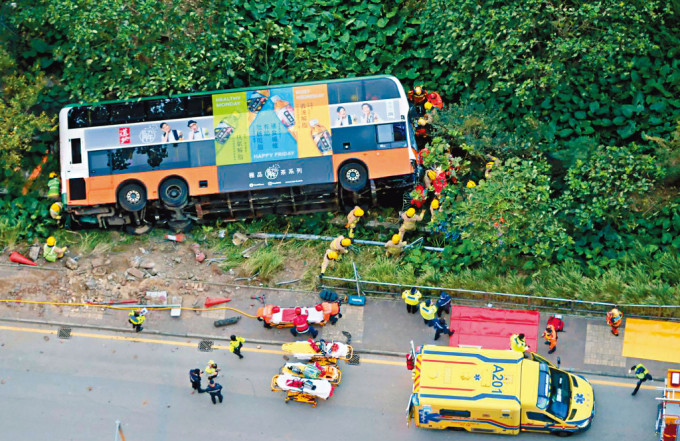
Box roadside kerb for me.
[0,315,660,383]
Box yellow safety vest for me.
[633,364,649,380]
[510,334,528,352]
[229,337,245,353]
[402,290,421,306]
[420,302,437,320]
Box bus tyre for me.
[159,178,188,208]
[125,223,153,235]
[339,163,368,192]
[118,183,147,212]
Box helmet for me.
[427,170,436,181]
[328,251,339,260]
[417,117,427,126]
[49,172,58,178]
[46,236,56,246]
[208,360,215,365]
[294,307,302,315]
[486,161,495,169]
[406,208,416,218]
[341,238,351,247]
[50,202,62,213]
[414,86,422,95]
[427,92,438,101]
[431,199,440,210]
[353,208,364,217]
[466,180,476,188]
[424,102,433,110]
[391,234,401,244]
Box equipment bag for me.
[547,316,565,332]
[319,289,339,302]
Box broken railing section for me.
[247,232,444,252]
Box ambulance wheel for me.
[118,182,147,212]
[339,162,367,192]
[553,431,573,437]
[264,323,272,329]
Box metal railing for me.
[320,274,680,321]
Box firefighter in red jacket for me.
[291,307,319,339]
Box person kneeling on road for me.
[291,307,319,339]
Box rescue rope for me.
[0,299,258,318]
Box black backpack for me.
[319,289,339,302]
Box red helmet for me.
[427,92,438,100]
[295,307,302,315]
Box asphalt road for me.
[0,324,660,441]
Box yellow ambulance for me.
[407,345,595,436]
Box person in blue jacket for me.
[436,291,452,317]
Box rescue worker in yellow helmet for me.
[43,236,67,262]
[466,180,476,188]
[384,233,407,257]
[606,306,623,336]
[47,172,60,199]
[429,198,441,220]
[128,308,146,332]
[419,299,438,326]
[402,287,422,314]
[510,333,530,353]
[49,202,63,221]
[320,249,339,277]
[423,169,437,190]
[329,235,351,255]
[398,207,425,240]
[345,206,364,239]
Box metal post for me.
[352,261,362,297]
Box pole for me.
[352,261,362,297]
[114,420,126,441]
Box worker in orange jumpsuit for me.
[606,306,623,336]
[543,324,557,354]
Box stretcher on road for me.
[281,339,353,365]
[271,374,335,407]
[257,302,340,329]
[281,362,342,385]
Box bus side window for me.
[67,107,90,129]
[71,139,82,164]
[88,150,111,175]
[328,80,364,105]
[363,78,400,100]
[186,95,213,117]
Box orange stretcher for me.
[256,302,340,329]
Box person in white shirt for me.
[336,106,353,126]
[160,122,182,143]
[187,120,208,140]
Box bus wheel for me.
[168,218,193,233]
[118,183,147,212]
[339,163,368,192]
[159,178,188,208]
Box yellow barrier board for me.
[622,318,680,363]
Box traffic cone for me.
[205,297,231,308]
[9,251,37,266]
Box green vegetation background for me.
[0,0,678,305]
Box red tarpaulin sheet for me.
[448,305,540,351]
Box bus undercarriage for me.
[67,174,415,234]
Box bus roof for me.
[415,346,524,411]
[61,75,402,109]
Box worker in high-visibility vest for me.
[128,309,146,332]
[49,202,63,221]
[43,236,67,262]
[329,236,351,255]
[419,299,437,326]
[543,324,557,354]
[606,307,623,336]
[205,360,220,380]
[345,206,364,239]
[401,287,422,314]
[510,333,530,353]
[47,172,60,198]
[630,363,652,396]
[229,335,245,359]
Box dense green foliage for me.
[0,0,678,303]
